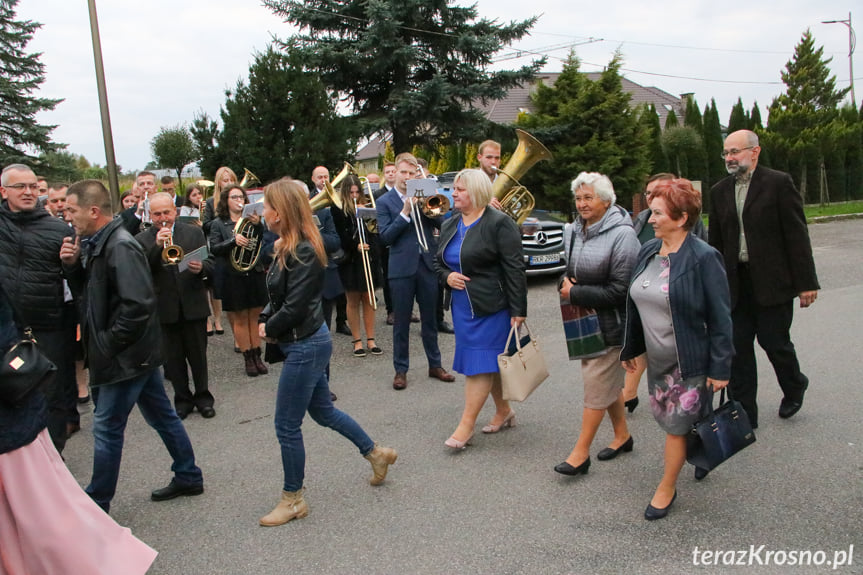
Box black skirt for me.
[219,268,268,312]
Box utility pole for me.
[87,0,120,210]
[822,12,856,108]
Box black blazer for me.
[708,165,819,308]
[136,222,214,323]
[436,207,527,318]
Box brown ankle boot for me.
[243,350,259,377]
[253,347,268,375]
[259,488,308,526]
[364,444,398,486]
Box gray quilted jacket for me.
[563,204,640,347]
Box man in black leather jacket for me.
[61,180,203,513]
[0,164,76,453]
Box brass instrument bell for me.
[161,222,185,264]
[491,129,553,225]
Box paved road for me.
[64,219,863,575]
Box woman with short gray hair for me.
[554,172,640,477]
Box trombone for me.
[353,197,377,310]
[411,163,429,253]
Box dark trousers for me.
[730,265,808,426]
[61,304,80,427]
[389,258,442,374]
[162,318,213,413]
[34,322,76,454]
[322,293,348,328]
[377,243,392,313]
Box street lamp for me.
[822,12,856,108]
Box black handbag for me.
[264,342,286,364]
[1,327,57,406]
[686,388,756,471]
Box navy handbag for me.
[686,388,756,471]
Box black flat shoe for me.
[215,329,225,335]
[207,330,214,337]
[624,397,639,413]
[367,339,383,355]
[200,406,216,419]
[694,467,710,481]
[151,479,204,502]
[778,397,803,419]
[597,436,634,461]
[645,490,677,520]
[554,457,590,476]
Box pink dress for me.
[0,429,157,575]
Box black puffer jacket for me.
[260,240,325,343]
[64,218,163,387]
[0,201,74,329]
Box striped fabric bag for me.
[560,297,606,360]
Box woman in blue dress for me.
[435,169,527,449]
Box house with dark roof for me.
[354,72,686,173]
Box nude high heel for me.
[444,433,474,450]
[481,410,516,434]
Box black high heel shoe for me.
[624,397,639,413]
[644,490,677,520]
[554,457,590,476]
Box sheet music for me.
[406,179,437,198]
[178,245,209,273]
[356,206,377,220]
[242,202,265,218]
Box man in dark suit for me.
[708,129,819,427]
[376,152,455,390]
[136,192,216,419]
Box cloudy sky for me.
[18,0,859,172]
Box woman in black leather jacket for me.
[256,179,397,527]
[435,169,527,450]
[0,284,157,573]
[209,184,268,376]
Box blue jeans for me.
[86,368,202,512]
[276,324,374,491]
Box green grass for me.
[803,201,863,220]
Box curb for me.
[809,213,863,224]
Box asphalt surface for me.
[63,218,863,575]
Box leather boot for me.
[243,350,259,377]
[259,488,308,526]
[364,444,398,486]
[253,347,268,375]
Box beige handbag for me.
[498,322,549,402]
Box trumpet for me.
[160,222,185,264]
[353,197,377,310]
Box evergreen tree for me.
[264,0,543,152]
[190,112,223,180]
[702,99,726,191]
[727,98,749,133]
[766,29,851,201]
[517,52,650,212]
[664,109,678,129]
[839,105,862,200]
[750,102,764,130]
[0,0,64,164]
[192,46,355,183]
[639,104,668,174]
[662,126,702,180]
[682,96,707,184]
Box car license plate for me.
[529,254,559,265]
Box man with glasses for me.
[708,129,819,428]
[0,164,76,453]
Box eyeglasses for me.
[721,146,755,158]
[4,183,40,191]
[228,195,245,200]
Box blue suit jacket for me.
[376,188,440,279]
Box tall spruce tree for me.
[0,0,63,164]
[765,29,851,201]
[750,102,763,130]
[263,0,543,152]
[639,104,668,175]
[517,52,650,212]
[664,109,678,129]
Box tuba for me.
[309,162,356,212]
[195,179,215,224]
[230,214,263,272]
[239,168,261,189]
[161,222,185,264]
[491,129,553,225]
